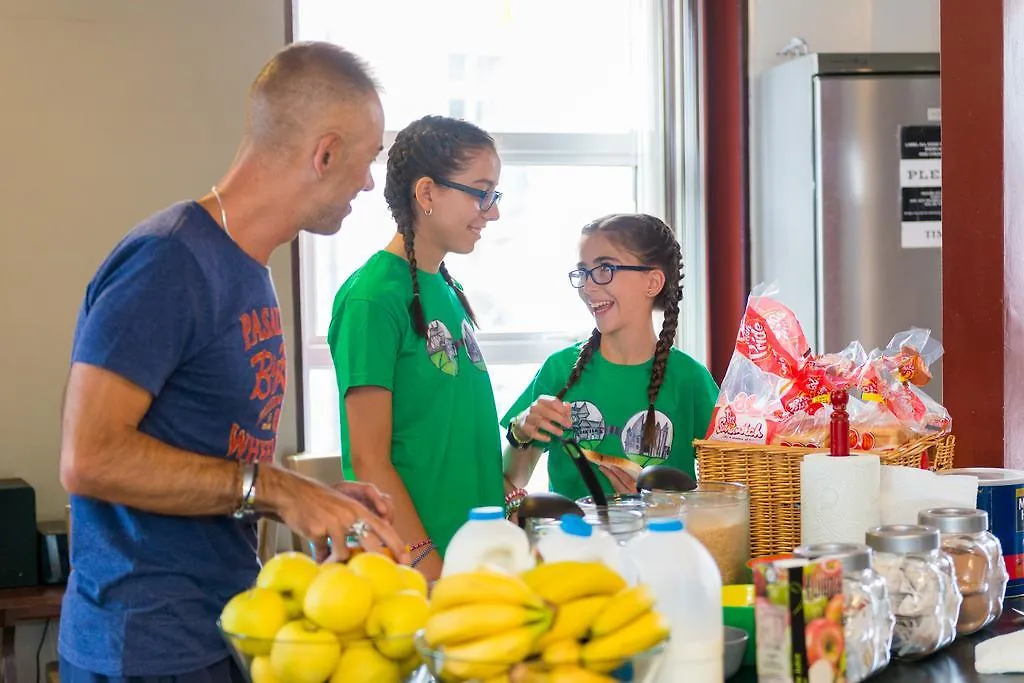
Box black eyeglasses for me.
[568,263,655,288]
[435,178,502,212]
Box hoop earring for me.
[424,208,433,216]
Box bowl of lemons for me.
[218,551,430,683]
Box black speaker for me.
[0,479,39,588]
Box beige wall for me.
[0,0,287,672]
[749,0,940,79]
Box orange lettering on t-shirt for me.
[240,307,284,351]
[227,422,277,463]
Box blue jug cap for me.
[559,514,593,537]
[648,518,684,533]
[469,506,505,521]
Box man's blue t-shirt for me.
[59,201,287,676]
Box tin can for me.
[940,467,1024,598]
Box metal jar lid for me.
[794,542,872,573]
[865,524,940,554]
[918,507,989,534]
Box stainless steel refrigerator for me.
[752,53,943,400]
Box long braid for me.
[556,328,602,401]
[641,230,684,454]
[383,115,494,338]
[439,261,478,327]
[402,227,428,336]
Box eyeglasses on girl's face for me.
[434,178,502,212]
[568,263,655,288]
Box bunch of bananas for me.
[423,562,670,682]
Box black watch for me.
[505,421,531,450]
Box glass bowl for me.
[413,630,666,682]
[219,620,425,683]
[573,494,649,544]
[525,508,646,547]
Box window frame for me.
[291,0,707,453]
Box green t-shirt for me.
[502,343,719,502]
[328,251,504,556]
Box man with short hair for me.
[57,41,405,681]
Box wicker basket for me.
[694,433,956,558]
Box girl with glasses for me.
[328,115,504,579]
[501,214,719,501]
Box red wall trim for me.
[703,0,749,383]
[939,0,1008,469]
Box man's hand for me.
[333,481,395,523]
[262,469,409,564]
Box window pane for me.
[294,0,645,134]
[310,164,635,338]
[446,165,635,335]
[307,368,341,455]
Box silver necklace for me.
[210,185,232,238]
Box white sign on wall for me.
[899,124,942,249]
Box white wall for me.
[0,0,287,675]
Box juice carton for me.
[754,557,846,683]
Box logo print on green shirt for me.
[426,320,459,376]
[568,400,674,466]
[461,320,487,372]
[570,401,607,450]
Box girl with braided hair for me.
[328,115,504,579]
[502,214,718,500]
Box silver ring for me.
[349,519,369,539]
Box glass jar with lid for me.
[918,507,1008,635]
[793,543,894,682]
[865,525,962,660]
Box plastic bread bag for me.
[733,283,811,381]
[706,284,810,444]
[859,335,951,440]
[706,354,789,444]
[778,340,867,417]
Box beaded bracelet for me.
[505,488,528,519]
[407,538,432,553]
[410,542,435,568]
[504,487,528,506]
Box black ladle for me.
[636,465,698,493]
[514,492,583,529]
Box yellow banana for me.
[426,602,551,647]
[541,639,582,667]
[521,562,627,605]
[589,585,656,638]
[441,621,550,680]
[430,569,545,613]
[533,595,611,651]
[580,610,670,673]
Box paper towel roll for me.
[801,454,881,546]
[880,466,979,525]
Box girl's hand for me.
[599,462,639,494]
[513,396,573,443]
